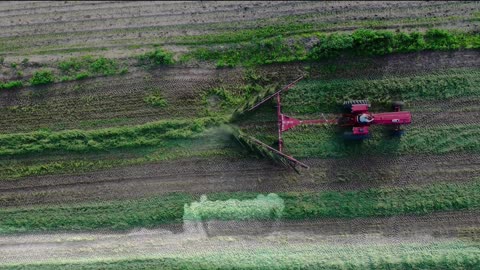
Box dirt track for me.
[1,152,479,207]
[0,210,478,265]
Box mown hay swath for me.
[228,125,308,172]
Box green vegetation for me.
[119,67,128,74]
[203,83,276,116]
[2,241,479,270]
[203,87,245,108]
[0,193,192,233]
[424,29,462,50]
[58,55,120,78]
[89,57,118,75]
[144,92,168,107]
[0,80,23,89]
[0,117,224,156]
[309,29,448,59]
[187,35,306,67]
[282,69,480,113]
[75,72,90,80]
[184,193,284,221]
[283,124,480,158]
[29,70,55,85]
[0,147,235,180]
[5,8,473,55]
[169,14,478,47]
[230,125,295,169]
[281,180,480,219]
[1,180,479,234]
[21,58,29,66]
[187,29,480,67]
[58,57,83,71]
[59,75,71,82]
[137,48,174,66]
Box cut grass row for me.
[282,124,480,158]
[2,241,479,270]
[0,127,241,180]
[1,122,480,179]
[0,144,237,180]
[1,180,479,234]
[0,117,224,156]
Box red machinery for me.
[244,75,412,169]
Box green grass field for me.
[2,2,480,269]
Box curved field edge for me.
[1,241,479,270]
[1,179,479,234]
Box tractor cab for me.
[357,113,374,124]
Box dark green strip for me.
[1,180,479,234]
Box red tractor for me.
[339,99,411,140]
[243,75,412,169]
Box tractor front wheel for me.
[391,129,405,138]
[343,131,370,141]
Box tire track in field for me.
[1,153,479,207]
[2,2,473,38]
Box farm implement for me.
[233,75,412,170]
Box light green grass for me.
[1,241,479,269]
[184,193,284,221]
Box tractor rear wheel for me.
[392,101,405,110]
[343,100,370,112]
